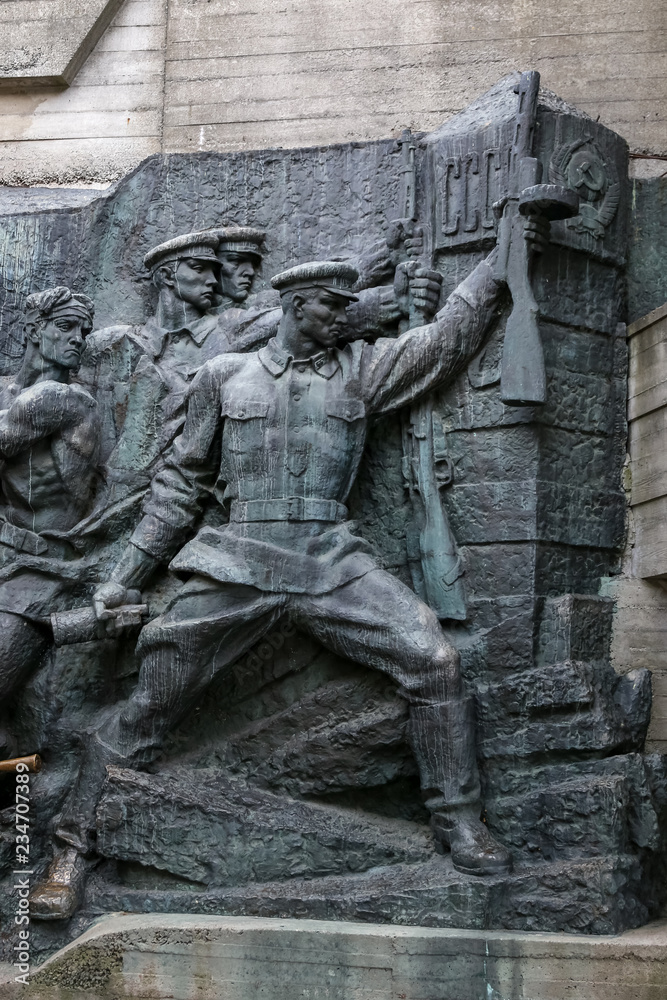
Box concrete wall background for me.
[0,0,665,185]
[602,574,667,753]
[0,0,167,186]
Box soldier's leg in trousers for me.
[293,569,511,876]
[102,578,286,764]
[0,612,50,756]
[0,612,49,700]
[35,578,284,920]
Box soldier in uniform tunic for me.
[77,226,423,533]
[31,237,530,919]
[0,287,98,752]
[76,231,237,517]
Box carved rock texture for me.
[84,855,648,936]
[96,767,431,886]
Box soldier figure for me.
[77,226,409,526]
[30,220,548,918]
[0,287,98,752]
[206,226,288,354]
[77,231,242,513]
[214,226,267,309]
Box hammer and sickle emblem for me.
[567,150,606,199]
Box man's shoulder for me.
[197,351,251,380]
[11,379,96,411]
[83,324,140,361]
[66,382,97,407]
[214,304,280,352]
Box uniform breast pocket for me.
[326,399,366,425]
[325,398,366,453]
[221,399,270,452]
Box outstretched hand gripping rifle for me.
[498,71,579,405]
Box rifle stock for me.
[500,197,546,406]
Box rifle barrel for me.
[399,128,417,222]
[509,71,540,196]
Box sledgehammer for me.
[51,590,147,646]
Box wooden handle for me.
[0,754,41,773]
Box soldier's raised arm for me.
[361,214,549,416]
[360,251,502,416]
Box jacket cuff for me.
[130,514,182,562]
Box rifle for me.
[499,71,579,405]
[397,130,466,621]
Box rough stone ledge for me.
[1,913,666,1000]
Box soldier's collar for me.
[258,339,340,379]
[187,313,219,345]
[144,312,218,354]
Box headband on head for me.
[24,286,95,325]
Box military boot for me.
[31,732,124,920]
[29,847,87,921]
[407,697,512,876]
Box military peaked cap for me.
[270,261,359,301]
[210,226,266,258]
[144,231,221,271]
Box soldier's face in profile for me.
[32,309,90,369]
[297,289,349,348]
[173,257,219,311]
[217,251,258,302]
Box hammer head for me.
[519,183,579,221]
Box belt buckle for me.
[287,497,304,520]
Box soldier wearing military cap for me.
[204,224,291,359]
[211,226,266,306]
[75,230,273,530]
[74,223,425,552]
[38,244,527,918]
[207,222,440,347]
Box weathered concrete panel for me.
[627,303,667,578]
[6,913,667,1000]
[0,0,167,185]
[601,575,667,753]
[0,0,125,87]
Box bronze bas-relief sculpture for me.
[0,73,660,948]
[31,216,549,916]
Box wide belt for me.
[0,520,48,556]
[230,497,347,523]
